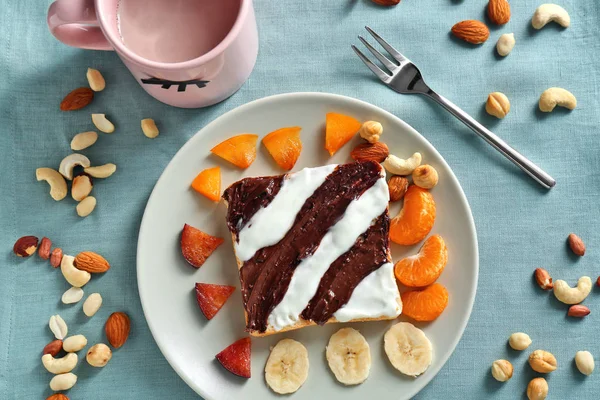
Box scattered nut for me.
[49,315,68,340]
[60,87,94,111]
[86,343,112,367]
[62,335,88,353]
[70,131,98,151]
[451,20,490,44]
[92,113,115,133]
[359,121,383,143]
[75,251,110,273]
[575,351,594,376]
[383,152,422,175]
[105,311,131,348]
[388,176,409,202]
[597,276,600,287]
[553,276,592,304]
[13,235,39,257]
[491,359,513,382]
[529,350,557,373]
[508,332,532,351]
[60,255,91,288]
[50,248,63,268]
[49,372,77,391]
[350,142,389,163]
[86,68,105,92]
[83,293,103,317]
[539,87,576,112]
[370,0,400,5]
[567,304,590,318]
[486,92,510,119]
[42,353,78,374]
[532,4,570,29]
[58,154,91,181]
[412,165,438,189]
[568,233,585,256]
[46,394,69,400]
[534,268,553,290]
[141,118,159,138]
[36,168,68,201]
[527,377,548,400]
[496,33,515,57]
[488,0,511,25]
[76,196,97,217]
[84,163,117,178]
[43,340,63,357]
[61,287,84,304]
[39,237,52,260]
[71,174,93,201]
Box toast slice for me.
[222,161,402,336]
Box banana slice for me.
[384,322,432,377]
[326,327,371,385]
[265,338,309,394]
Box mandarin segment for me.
[395,235,448,287]
[210,134,258,169]
[325,112,362,156]
[191,167,221,202]
[401,283,449,322]
[262,126,303,170]
[390,186,436,245]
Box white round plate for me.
[137,92,478,400]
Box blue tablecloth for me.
[2,0,599,398]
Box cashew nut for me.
[36,168,67,201]
[49,372,77,391]
[76,196,97,217]
[539,87,576,112]
[383,152,422,176]
[532,4,570,30]
[496,33,515,57]
[553,276,592,305]
[42,353,78,374]
[61,255,91,288]
[92,113,115,133]
[58,154,91,180]
[84,163,117,178]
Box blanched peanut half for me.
[83,293,103,317]
[63,334,88,352]
[77,196,97,217]
[92,113,115,133]
[86,68,105,91]
[70,131,98,151]
[141,118,159,138]
[84,163,116,178]
[49,372,77,391]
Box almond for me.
[534,268,553,290]
[568,305,590,318]
[388,176,409,202]
[13,235,39,257]
[350,142,389,163]
[568,233,585,256]
[60,87,94,111]
[371,0,400,5]
[487,0,511,25]
[74,251,110,273]
[43,339,63,356]
[105,312,131,348]
[451,20,490,44]
[47,394,69,400]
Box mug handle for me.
[47,0,113,50]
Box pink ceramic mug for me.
[47,0,258,108]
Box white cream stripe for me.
[234,164,337,262]
[333,262,401,322]
[267,174,395,331]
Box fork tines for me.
[352,26,408,82]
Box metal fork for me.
[352,26,555,189]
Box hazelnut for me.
[491,359,513,382]
[485,92,510,119]
[359,121,383,143]
[508,332,532,351]
[86,343,112,367]
[412,164,439,189]
[527,377,548,400]
[528,350,557,373]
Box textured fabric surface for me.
[1,0,599,398]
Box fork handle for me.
[426,91,556,189]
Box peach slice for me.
[191,167,221,202]
[325,112,362,156]
[401,283,449,322]
[262,126,302,170]
[390,186,436,245]
[210,134,258,169]
[180,224,224,268]
[395,235,448,287]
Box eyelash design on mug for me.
[141,77,210,92]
